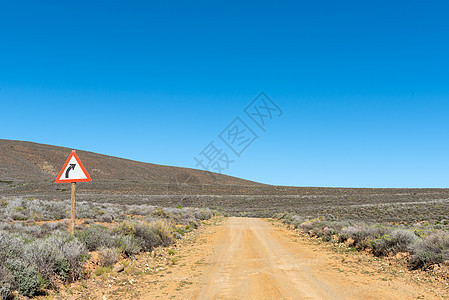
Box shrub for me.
[98,248,119,267]
[24,236,65,283]
[93,266,111,277]
[195,209,213,220]
[149,219,175,247]
[133,221,161,251]
[115,235,141,256]
[0,199,8,208]
[175,227,186,236]
[0,199,215,296]
[299,220,314,233]
[349,226,373,247]
[285,214,303,228]
[115,222,136,236]
[338,225,387,249]
[338,227,352,243]
[6,259,40,297]
[153,208,171,219]
[187,220,201,230]
[41,221,67,232]
[115,220,167,252]
[0,284,14,300]
[368,228,416,257]
[0,266,15,300]
[8,223,42,238]
[11,212,27,221]
[75,225,116,251]
[410,231,449,268]
[299,219,323,235]
[60,235,89,281]
[24,231,88,284]
[99,214,114,223]
[78,224,143,256]
[389,229,418,253]
[369,234,393,256]
[0,223,12,231]
[0,232,25,264]
[321,227,336,242]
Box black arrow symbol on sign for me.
[65,164,76,178]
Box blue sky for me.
[1,1,448,188]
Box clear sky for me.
[1,1,448,188]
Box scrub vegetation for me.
[0,196,216,299]
[276,212,449,271]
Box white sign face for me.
[62,156,88,180]
[55,150,92,183]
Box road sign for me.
[55,150,92,183]
[55,150,92,235]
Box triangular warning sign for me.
[55,150,92,183]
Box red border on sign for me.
[55,150,92,183]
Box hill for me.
[0,139,260,186]
[1,139,449,222]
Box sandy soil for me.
[56,217,447,300]
[192,218,441,300]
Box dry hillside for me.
[1,139,449,221]
[0,139,259,185]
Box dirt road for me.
[72,217,443,299]
[193,217,438,300]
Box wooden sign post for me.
[70,182,76,235]
[55,150,92,235]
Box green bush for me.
[0,284,14,300]
[0,199,8,208]
[175,227,186,236]
[321,227,336,242]
[153,208,171,219]
[7,259,40,297]
[369,234,393,256]
[114,235,141,256]
[187,220,201,230]
[115,222,136,236]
